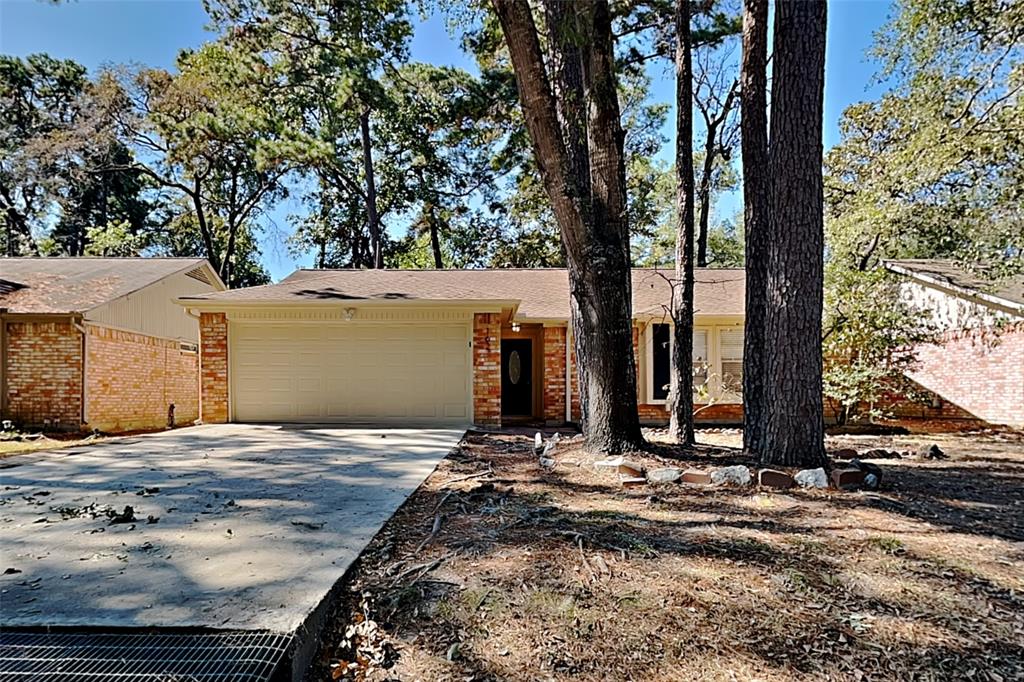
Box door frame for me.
[500,323,544,421]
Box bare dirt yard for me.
[316,427,1024,682]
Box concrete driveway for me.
[0,424,463,633]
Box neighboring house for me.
[0,258,225,432]
[179,268,746,427]
[886,259,1024,428]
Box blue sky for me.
[1,0,892,279]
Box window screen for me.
[720,328,743,393]
[692,329,709,392]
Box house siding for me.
[200,312,229,424]
[473,313,501,426]
[906,324,1024,428]
[3,320,83,429]
[84,325,199,432]
[542,326,567,424]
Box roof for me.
[885,259,1024,311]
[179,267,746,319]
[0,257,216,315]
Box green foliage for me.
[0,53,152,256]
[822,0,1022,420]
[822,267,935,424]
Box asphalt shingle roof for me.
[0,257,209,314]
[181,267,746,319]
[885,259,1024,308]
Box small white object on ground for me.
[539,457,556,469]
[794,467,828,489]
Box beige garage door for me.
[230,321,471,424]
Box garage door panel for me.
[231,321,470,424]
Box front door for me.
[501,339,533,417]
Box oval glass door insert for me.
[509,350,522,384]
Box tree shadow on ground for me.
[316,431,1024,681]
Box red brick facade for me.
[906,324,1024,427]
[542,326,567,424]
[199,312,229,424]
[3,320,83,429]
[85,325,199,432]
[473,313,501,426]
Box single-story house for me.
[178,268,747,428]
[0,257,225,432]
[886,259,1024,428]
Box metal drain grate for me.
[0,630,293,681]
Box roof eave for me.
[885,261,1024,316]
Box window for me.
[719,329,743,394]
[692,329,709,393]
[649,324,711,402]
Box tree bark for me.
[359,107,383,269]
[426,199,443,268]
[696,125,715,268]
[493,0,644,454]
[740,0,769,457]
[762,0,828,467]
[669,0,696,446]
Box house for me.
[0,257,225,432]
[886,259,1024,428]
[178,268,746,427]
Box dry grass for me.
[0,433,105,458]
[318,428,1024,682]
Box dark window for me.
[652,323,670,400]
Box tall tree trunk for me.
[762,0,828,467]
[493,0,643,454]
[359,107,383,269]
[669,0,696,445]
[426,200,443,268]
[190,178,222,279]
[740,0,770,457]
[695,120,718,268]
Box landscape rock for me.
[794,468,828,489]
[916,443,946,460]
[680,469,713,485]
[863,448,899,459]
[758,469,794,489]
[830,467,866,490]
[646,468,682,484]
[594,456,624,471]
[711,465,752,486]
[832,448,858,460]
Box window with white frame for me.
[648,324,711,402]
[719,328,743,394]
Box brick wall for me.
[84,325,199,432]
[906,324,1024,427]
[3,320,82,429]
[473,313,501,426]
[200,312,229,424]
[542,326,567,424]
